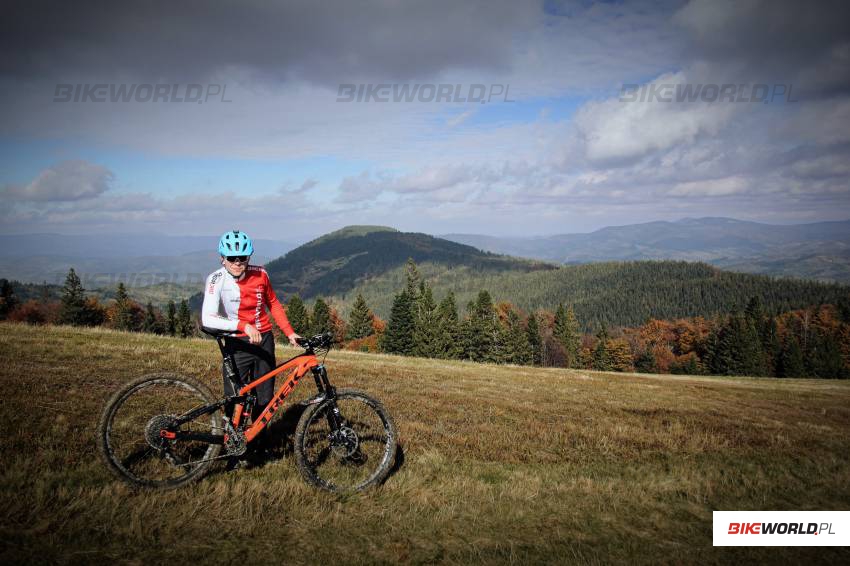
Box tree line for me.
[326,260,850,378]
[0,270,195,338]
[3,266,848,379]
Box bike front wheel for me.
[97,372,222,489]
[294,388,397,492]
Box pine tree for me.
[808,329,848,379]
[735,314,768,376]
[761,317,781,376]
[176,299,193,338]
[347,294,374,340]
[459,300,478,360]
[553,304,581,368]
[469,291,501,363]
[142,302,159,334]
[311,298,331,334]
[592,324,613,371]
[502,309,531,365]
[634,349,658,373]
[405,258,421,304]
[166,300,177,336]
[708,313,767,376]
[526,312,542,366]
[777,335,806,378]
[0,279,19,320]
[413,284,442,358]
[59,268,86,325]
[435,291,461,359]
[381,290,415,355]
[286,295,310,335]
[114,283,137,332]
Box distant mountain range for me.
[4,218,850,289]
[441,218,850,283]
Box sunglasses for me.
[225,255,250,263]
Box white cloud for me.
[574,72,738,164]
[4,160,114,201]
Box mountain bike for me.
[97,329,397,492]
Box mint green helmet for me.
[218,230,253,256]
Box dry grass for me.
[1,322,849,564]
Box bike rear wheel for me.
[294,388,397,493]
[97,372,222,489]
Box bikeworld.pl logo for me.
[713,511,849,547]
[336,83,515,104]
[53,83,232,103]
[727,522,835,535]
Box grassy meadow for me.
[1,322,849,564]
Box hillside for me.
[326,259,849,329]
[256,226,848,329]
[3,323,849,563]
[443,217,850,283]
[263,226,555,298]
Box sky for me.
[1,0,849,241]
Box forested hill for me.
[263,226,555,298]
[328,259,849,331]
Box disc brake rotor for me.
[330,426,359,458]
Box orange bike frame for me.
[230,352,319,442]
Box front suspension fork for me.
[312,365,344,431]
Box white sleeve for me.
[201,272,239,331]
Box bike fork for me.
[312,365,343,430]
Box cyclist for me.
[201,229,302,460]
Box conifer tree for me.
[311,298,331,334]
[0,279,19,320]
[435,291,461,359]
[413,284,442,358]
[286,295,310,335]
[592,324,613,371]
[807,329,847,379]
[470,290,501,363]
[502,308,531,365]
[405,259,421,304]
[554,304,581,368]
[59,268,86,325]
[176,299,193,338]
[166,300,177,336]
[381,290,415,355]
[778,335,806,378]
[459,300,478,360]
[634,349,658,373]
[142,302,160,334]
[526,312,542,366]
[761,317,781,376]
[347,294,374,340]
[114,282,136,332]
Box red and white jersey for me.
[201,265,294,337]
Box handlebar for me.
[201,327,334,351]
[296,332,334,351]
